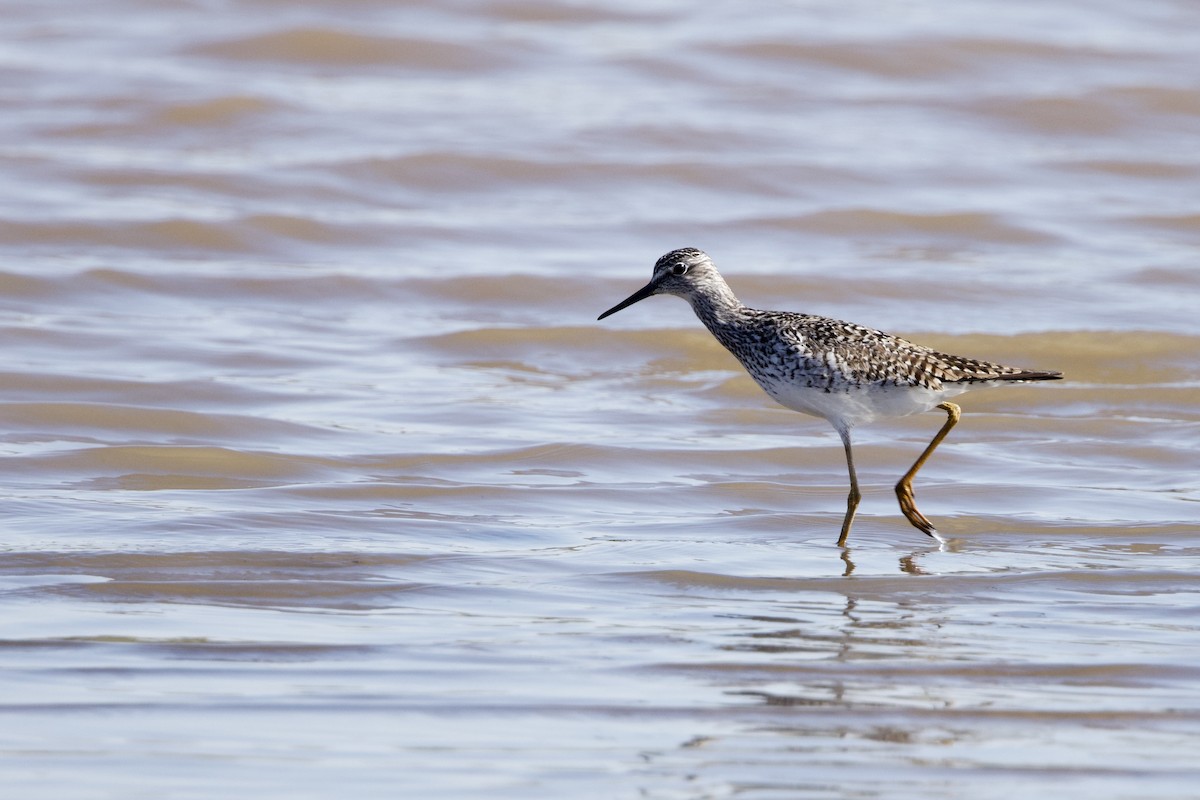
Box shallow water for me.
[2,0,1199,797]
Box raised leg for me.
[836,425,860,547]
[895,401,960,537]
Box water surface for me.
[1,1,1199,797]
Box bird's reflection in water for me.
[838,535,956,577]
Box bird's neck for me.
[685,277,747,331]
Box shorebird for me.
[598,247,1062,545]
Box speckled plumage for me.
[713,310,1039,391]
[598,247,1062,545]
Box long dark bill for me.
[597,281,658,320]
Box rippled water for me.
[2,0,1199,797]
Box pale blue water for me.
[1,0,1199,797]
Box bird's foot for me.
[896,483,940,540]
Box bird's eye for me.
[672,264,688,276]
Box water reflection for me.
[840,537,952,577]
[710,586,948,717]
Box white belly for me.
[756,376,971,428]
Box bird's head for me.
[598,247,718,320]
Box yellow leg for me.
[836,426,860,547]
[895,402,960,537]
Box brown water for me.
[2,1,1199,797]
